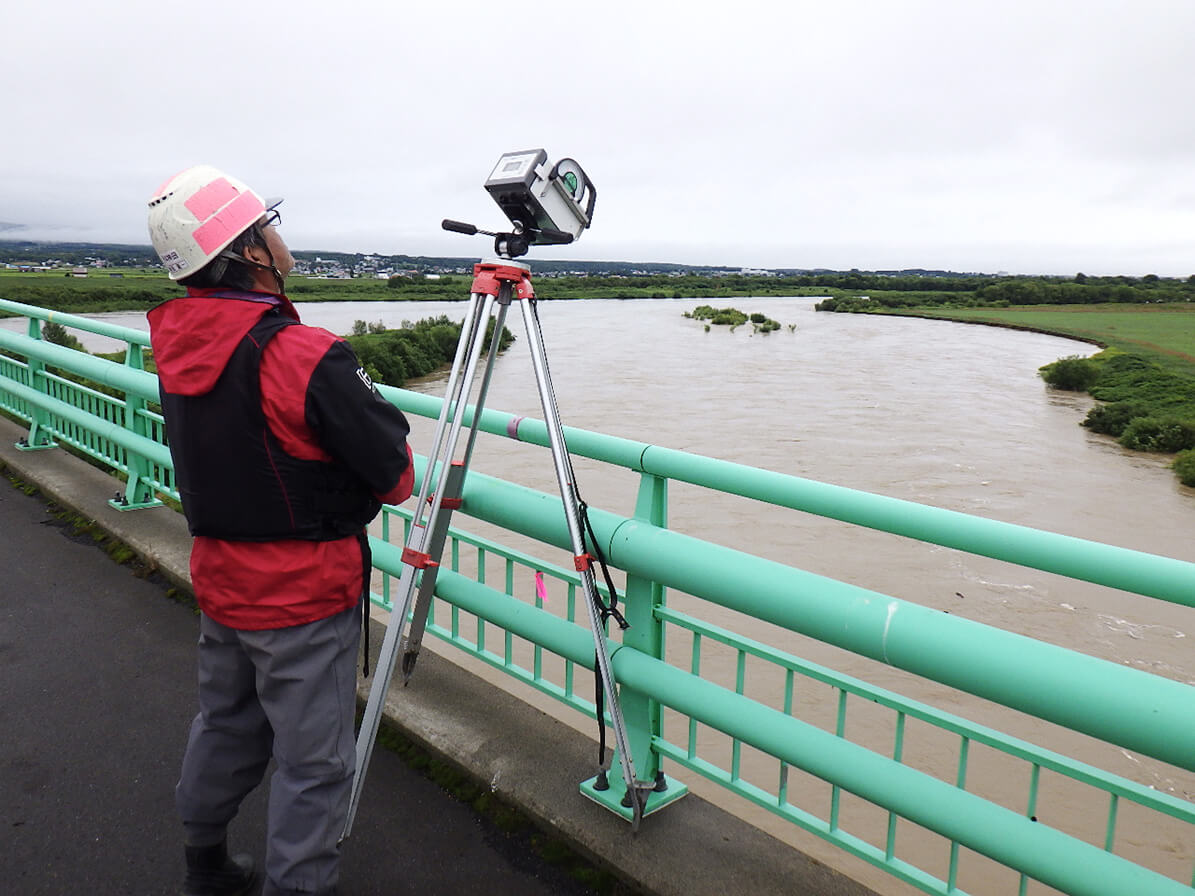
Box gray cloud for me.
[2,0,1193,276]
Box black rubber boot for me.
[182,839,257,896]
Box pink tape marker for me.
[534,570,549,604]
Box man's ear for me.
[242,242,269,265]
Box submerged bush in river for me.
[689,305,748,326]
[1174,449,1195,487]
[1040,356,1100,391]
[686,305,781,332]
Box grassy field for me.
[895,303,1195,378]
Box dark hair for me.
[178,224,267,291]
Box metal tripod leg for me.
[516,296,649,830]
[343,287,506,841]
[400,302,510,684]
[344,259,647,838]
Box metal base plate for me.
[579,773,689,822]
[108,497,163,512]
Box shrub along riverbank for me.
[344,316,514,386]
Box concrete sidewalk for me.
[0,415,878,896]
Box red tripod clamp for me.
[471,262,535,301]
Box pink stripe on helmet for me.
[184,177,241,222]
[191,191,266,255]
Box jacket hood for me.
[148,290,300,396]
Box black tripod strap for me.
[357,530,372,677]
[579,500,628,631]
[595,651,607,767]
[577,499,625,771]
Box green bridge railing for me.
[3,297,1195,896]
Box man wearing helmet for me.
[146,165,415,896]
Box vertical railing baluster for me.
[1019,763,1042,896]
[830,689,847,832]
[779,668,794,806]
[533,567,544,683]
[688,632,702,760]
[1104,793,1119,853]
[887,711,906,861]
[18,317,56,452]
[564,582,577,700]
[948,736,971,890]
[504,559,515,667]
[731,649,746,783]
[110,341,160,509]
[380,510,392,609]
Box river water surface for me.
[21,296,1195,894]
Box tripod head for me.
[442,148,596,259]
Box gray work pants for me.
[176,602,361,894]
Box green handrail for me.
[4,299,1195,896]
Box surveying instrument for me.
[343,149,656,838]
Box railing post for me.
[611,471,687,814]
[16,318,57,452]
[109,342,162,511]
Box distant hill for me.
[0,239,742,276]
[0,240,162,268]
[0,238,994,280]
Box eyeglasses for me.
[261,208,282,228]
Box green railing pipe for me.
[380,386,1195,609]
[634,445,1195,609]
[0,375,173,471]
[0,299,153,347]
[378,386,650,471]
[0,313,1185,608]
[610,648,1193,896]
[451,468,1195,774]
[398,561,1190,896]
[0,329,159,401]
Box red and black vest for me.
[160,311,381,541]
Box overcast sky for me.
[3,0,1194,276]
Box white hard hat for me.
[146,165,267,280]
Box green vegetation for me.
[1039,351,1195,471]
[1039,355,1101,392]
[41,320,86,352]
[1175,450,1195,487]
[344,315,514,387]
[685,304,782,332]
[0,270,176,313]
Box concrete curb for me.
[0,415,877,896]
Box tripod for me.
[342,252,650,839]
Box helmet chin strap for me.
[218,243,285,294]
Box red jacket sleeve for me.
[303,339,414,503]
[259,325,413,503]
